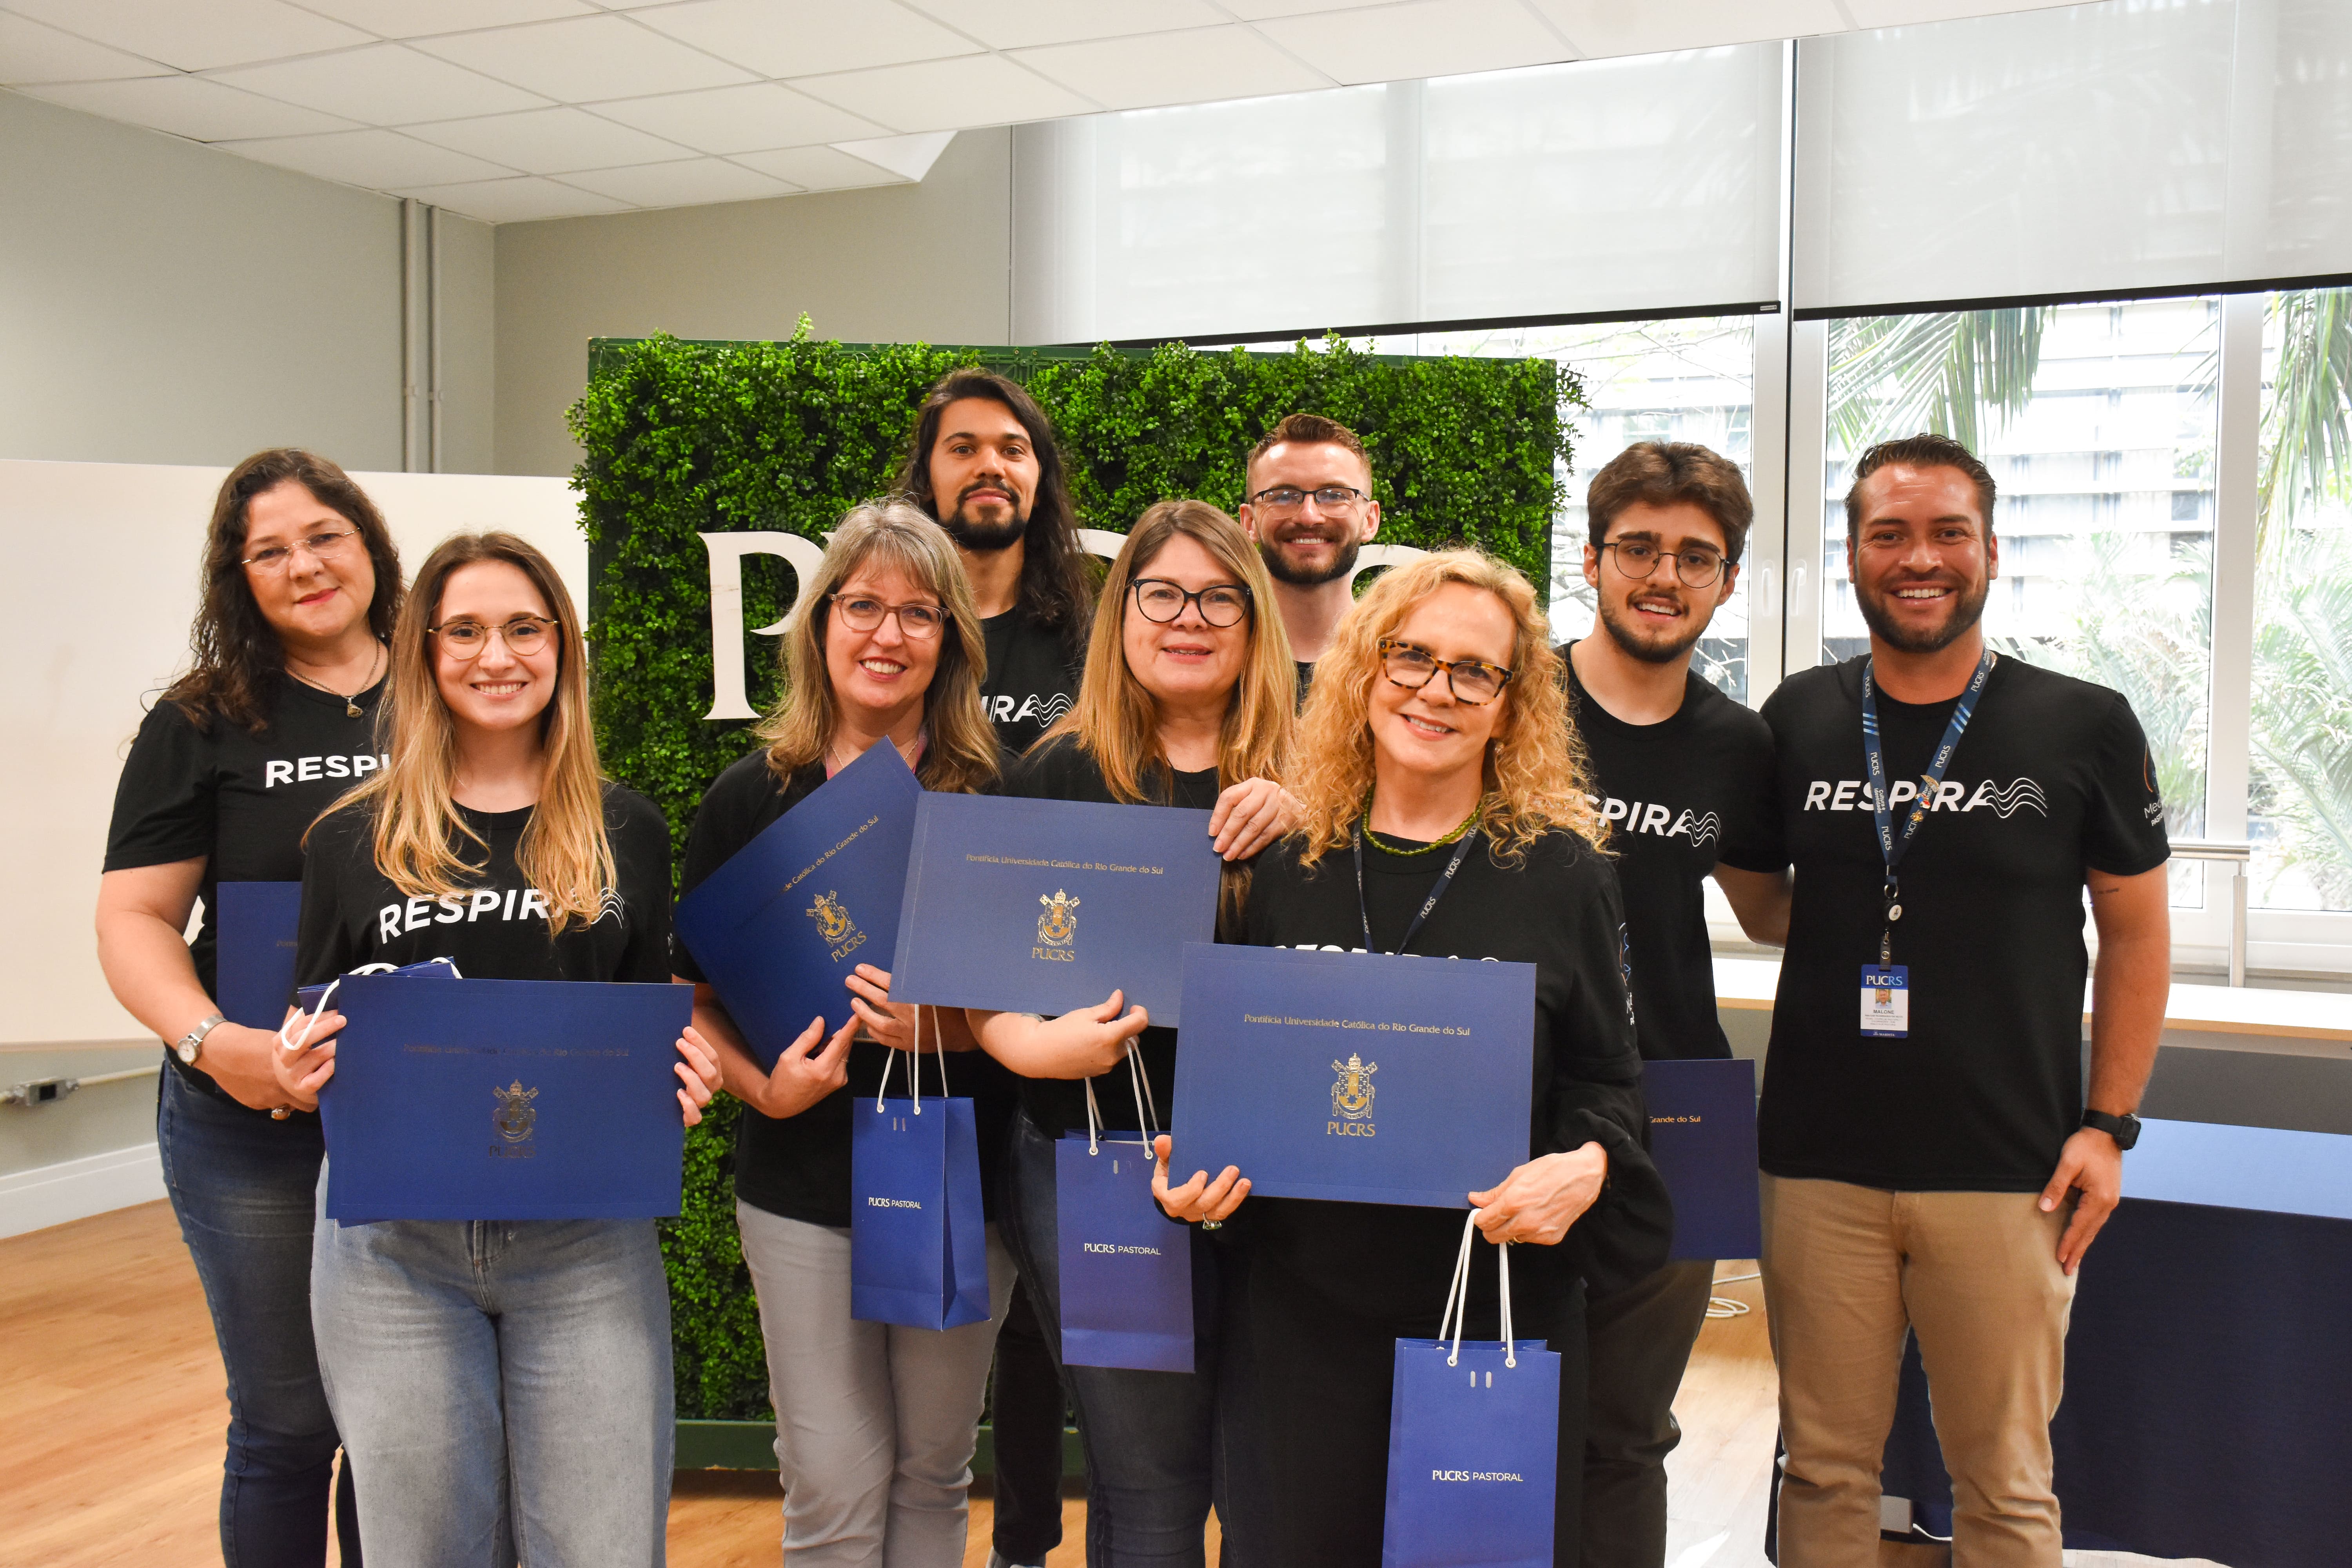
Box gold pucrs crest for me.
[492,1079,539,1143]
[1037,889,1081,947]
[1330,1052,1377,1120]
[808,890,856,944]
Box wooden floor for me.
[0,1202,2203,1568]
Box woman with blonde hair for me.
[673,500,1016,1566]
[969,497,1298,1565]
[1154,549,1672,1566]
[272,530,720,1567]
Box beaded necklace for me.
[1359,794,1484,855]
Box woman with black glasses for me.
[1155,550,1672,1566]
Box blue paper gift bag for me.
[1382,1218,1559,1568]
[850,1042,990,1331]
[1055,1057,1194,1372]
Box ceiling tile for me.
[4,0,371,72]
[557,156,797,207]
[211,43,550,123]
[296,0,597,38]
[405,105,691,173]
[1842,0,2076,27]
[791,54,1098,135]
[588,82,885,153]
[19,75,358,141]
[631,0,980,79]
[412,13,757,101]
[829,129,953,181]
[222,126,517,186]
[1258,0,1573,85]
[1014,25,1331,112]
[1216,0,1390,17]
[394,174,634,221]
[1528,0,1845,56]
[898,0,1225,51]
[732,143,909,192]
[0,12,172,83]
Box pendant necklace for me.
[287,641,385,719]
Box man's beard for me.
[1258,530,1359,587]
[1596,594,1705,665]
[938,482,1030,553]
[1856,574,1991,654]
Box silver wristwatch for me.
[174,1013,227,1067]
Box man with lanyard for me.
[1237,412,1383,702]
[894,370,1096,1568]
[1559,442,1780,1568]
[1722,434,2171,1565]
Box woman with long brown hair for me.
[1155,550,1672,1566]
[674,501,1012,1567]
[270,531,719,1567]
[967,498,1298,1566]
[98,448,401,1565]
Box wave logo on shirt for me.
[990,691,1076,727]
[806,891,867,962]
[1034,889,1080,963]
[1802,776,2049,818]
[1673,811,1722,849]
[1328,1052,1377,1138]
[1971,778,2050,819]
[592,886,628,927]
[492,1079,538,1158]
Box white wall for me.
[0,458,582,1051]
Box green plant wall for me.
[567,325,1583,1419]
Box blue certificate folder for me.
[1170,944,1535,1209]
[889,794,1219,1025]
[673,742,922,1069]
[318,974,692,1222]
[214,881,303,1029]
[1641,1057,1761,1261]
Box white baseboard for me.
[0,1142,165,1238]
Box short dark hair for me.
[1584,441,1753,564]
[1844,433,1997,537]
[895,368,1094,662]
[1246,413,1371,488]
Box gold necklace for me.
[1360,794,1483,855]
[287,641,384,718]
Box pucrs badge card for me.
[1860,965,1909,1038]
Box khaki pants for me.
[1760,1176,2076,1568]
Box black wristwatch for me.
[2082,1109,2141,1151]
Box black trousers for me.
[1580,1258,1714,1568]
[990,1274,1069,1564]
[1218,1252,1589,1568]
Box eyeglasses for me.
[829,595,948,639]
[1131,578,1252,627]
[1377,637,1514,706]
[242,527,359,573]
[1599,539,1728,588]
[430,615,556,659]
[1250,485,1368,513]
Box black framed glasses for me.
[1377,637,1514,706]
[1599,539,1728,588]
[1249,485,1368,513]
[242,527,359,573]
[1131,578,1252,627]
[829,595,948,639]
[430,615,557,659]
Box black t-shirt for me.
[104,675,389,1101]
[1738,655,2170,1192]
[996,736,1220,1140]
[1232,831,1671,1327]
[982,606,1082,757]
[295,782,673,990]
[1564,646,1777,1061]
[675,750,1017,1228]
[1293,660,1315,710]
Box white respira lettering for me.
[378,905,401,942]
[404,897,432,933]
[1888,780,1918,808]
[434,895,463,924]
[354,753,381,776]
[520,889,550,921]
[1935,779,1965,811]
[1830,780,1859,811]
[297,757,321,782]
[325,755,349,778]
[1804,780,1831,810]
[1639,803,1672,836]
[265,761,294,788]
[468,891,502,921]
[1600,797,1630,822]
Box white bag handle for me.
[1436,1210,1517,1369]
[1080,1043,1156,1157]
[873,1004,949,1114]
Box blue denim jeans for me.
[1003,1109,1221,1568]
[311,1206,675,1568]
[157,1065,359,1568]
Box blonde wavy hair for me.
[1290,548,1606,867]
[322,531,614,935]
[1041,498,1295,799]
[755,501,998,797]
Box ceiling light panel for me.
[557,156,797,207]
[898,0,1227,51]
[1528,0,1845,57]
[588,82,886,154]
[406,105,691,173]
[393,174,633,222]
[632,0,981,79]
[1014,26,1333,112]
[224,126,517,187]
[294,0,597,37]
[19,76,358,141]
[3,0,370,73]
[211,44,551,123]
[792,53,1098,135]
[1258,0,1573,85]
[0,12,172,84]
[413,13,757,102]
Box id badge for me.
[1860,966,1909,1038]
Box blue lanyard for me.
[1861,648,1995,963]
[1352,825,1477,956]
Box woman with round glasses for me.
[673,500,1015,1566]
[1154,550,1672,1566]
[98,449,400,1565]
[967,498,1297,1564]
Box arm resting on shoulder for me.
[1711,864,1792,948]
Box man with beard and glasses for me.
[1555,442,1780,1568]
[1723,434,2171,1567]
[1238,413,1383,702]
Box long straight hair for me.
[1042,499,1295,800]
[323,532,614,935]
[754,501,998,796]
